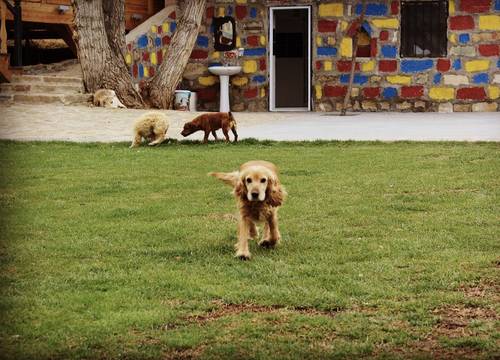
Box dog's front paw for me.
[235,251,251,260]
[258,239,277,248]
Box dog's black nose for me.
[251,192,259,199]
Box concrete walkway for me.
[0,103,499,142]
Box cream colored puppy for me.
[130,112,170,148]
[93,89,126,108]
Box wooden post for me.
[13,0,22,66]
[340,0,366,116]
[0,1,7,54]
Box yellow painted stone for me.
[243,60,257,73]
[151,25,157,33]
[212,51,220,59]
[235,0,246,3]
[429,87,454,100]
[143,67,149,78]
[125,53,132,65]
[327,36,335,45]
[386,75,412,85]
[231,76,248,87]
[315,84,322,99]
[162,48,167,56]
[361,60,375,72]
[449,0,455,15]
[151,52,157,65]
[199,76,218,86]
[488,86,500,100]
[260,88,265,98]
[340,37,352,57]
[479,15,500,30]
[324,61,333,71]
[340,20,348,31]
[464,60,490,72]
[449,33,457,44]
[372,18,399,29]
[217,7,225,17]
[318,3,343,17]
[260,36,266,45]
[316,36,322,46]
[236,36,241,47]
[162,22,169,33]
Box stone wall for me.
[125,0,500,112]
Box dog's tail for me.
[208,171,239,187]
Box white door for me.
[269,6,311,111]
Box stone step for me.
[12,93,92,105]
[11,74,84,85]
[0,83,84,94]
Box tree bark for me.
[340,0,366,116]
[73,0,144,108]
[144,0,206,109]
[103,0,126,58]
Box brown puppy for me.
[181,112,238,143]
[209,161,286,260]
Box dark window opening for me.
[400,0,448,58]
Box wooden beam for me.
[1,1,7,54]
[5,2,73,25]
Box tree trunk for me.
[340,0,366,116]
[103,0,126,58]
[144,0,206,109]
[73,0,144,108]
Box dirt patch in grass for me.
[205,213,237,222]
[458,278,500,302]
[164,345,206,360]
[163,300,342,330]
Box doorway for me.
[269,6,311,111]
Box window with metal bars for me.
[400,0,448,58]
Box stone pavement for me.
[0,103,499,142]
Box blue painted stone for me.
[381,45,397,58]
[138,64,144,79]
[250,7,257,18]
[433,73,442,84]
[453,59,462,70]
[458,34,470,44]
[244,48,266,56]
[317,47,337,56]
[196,35,209,47]
[137,35,148,49]
[209,62,222,67]
[472,73,489,84]
[340,74,368,85]
[227,6,233,16]
[401,59,434,73]
[495,0,500,10]
[170,22,177,32]
[253,75,266,83]
[362,22,372,36]
[154,37,161,47]
[383,87,397,99]
[355,3,388,16]
[497,59,500,68]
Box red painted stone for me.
[259,58,266,71]
[370,38,378,57]
[450,16,475,30]
[142,52,149,61]
[324,85,347,98]
[149,67,155,77]
[478,44,500,56]
[244,87,258,99]
[315,61,322,70]
[391,1,399,15]
[157,25,162,34]
[162,36,171,46]
[457,87,486,100]
[379,30,389,41]
[336,60,360,72]
[318,20,338,33]
[132,63,138,78]
[127,44,132,51]
[157,50,163,64]
[168,11,176,19]
[247,35,259,47]
[190,49,208,59]
[235,6,247,20]
[363,87,381,99]
[460,0,491,13]
[437,58,451,72]
[198,87,217,101]
[401,86,424,98]
[379,60,397,72]
[206,7,214,19]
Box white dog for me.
[130,112,170,148]
[93,89,126,108]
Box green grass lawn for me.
[0,140,499,359]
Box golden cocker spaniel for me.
[209,160,287,260]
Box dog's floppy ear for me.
[266,176,286,207]
[234,175,247,200]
